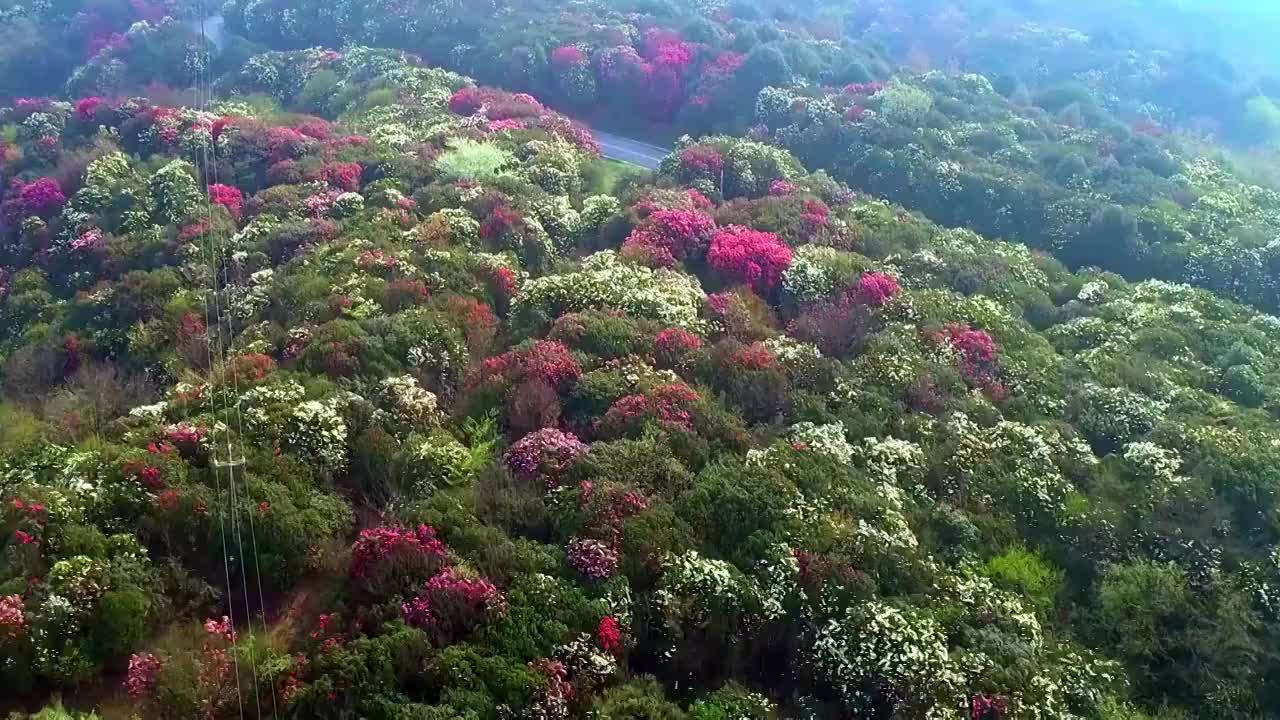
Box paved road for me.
[594,131,670,170]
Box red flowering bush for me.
[208,183,243,220]
[621,208,717,268]
[551,46,587,69]
[653,328,703,368]
[679,146,725,176]
[566,538,619,580]
[473,341,582,393]
[597,616,622,655]
[448,88,484,116]
[503,428,588,489]
[595,383,700,437]
[852,272,901,307]
[321,162,362,191]
[707,226,793,291]
[350,525,448,598]
[220,352,277,386]
[447,296,498,356]
[0,594,23,639]
[4,177,66,220]
[769,180,797,196]
[401,568,505,643]
[125,652,162,699]
[934,323,1001,392]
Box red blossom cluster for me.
[934,323,1003,397]
[320,162,362,191]
[3,177,66,220]
[474,340,582,392]
[769,180,797,196]
[726,341,776,370]
[551,45,588,69]
[679,146,724,176]
[852,272,901,307]
[843,82,884,96]
[481,203,523,240]
[222,353,277,386]
[845,105,867,122]
[653,327,703,368]
[622,208,717,268]
[207,183,243,220]
[448,88,484,116]
[971,694,1009,719]
[400,568,505,641]
[124,652,162,699]
[597,616,622,655]
[596,382,699,435]
[349,524,447,581]
[707,226,793,291]
[800,198,830,236]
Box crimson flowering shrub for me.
[597,616,622,655]
[595,383,700,437]
[551,46,587,69]
[207,183,243,220]
[503,428,588,489]
[852,272,901,307]
[320,162,362,191]
[707,226,793,292]
[401,568,505,644]
[448,88,484,116]
[680,147,725,177]
[653,328,703,369]
[472,341,583,394]
[933,323,1003,397]
[621,208,717,268]
[3,177,66,220]
[350,524,448,598]
[446,296,498,357]
[788,296,873,358]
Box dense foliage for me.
[5,2,1280,719]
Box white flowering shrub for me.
[289,397,349,471]
[515,251,706,329]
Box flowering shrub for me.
[401,568,505,642]
[503,428,588,489]
[350,524,447,597]
[853,272,901,307]
[597,616,622,655]
[0,595,23,639]
[680,147,725,177]
[707,226,793,291]
[653,327,703,368]
[566,538,620,580]
[124,652,161,699]
[207,183,243,220]
[4,177,66,219]
[289,398,349,471]
[622,208,717,268]
[474,340,583,393]
[595,383,700,436]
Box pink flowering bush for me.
[208,183,243,220]
[707,226,794,292]
[350,524,448,598]
[0,594,23,638]
[3,177,66,220]
[401,568,505,643]
[503,428,588,489]
[653,327,703,368]
[595,383,700,437]
[551,46,587,69]
[566,538,620,580]
[622,208,717,267]
[934,323,1001,393]
[448,87,484,116]
[125,652,162,699]
[853,272,901,307]
[769,180,797,196]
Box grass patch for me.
[584,158,649,195]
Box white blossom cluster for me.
[289,397,349,471]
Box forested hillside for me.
[3,2,1280,719]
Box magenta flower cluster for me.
[566,538,620,580]
[502,428,588,489]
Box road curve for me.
[593,130,670,170]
